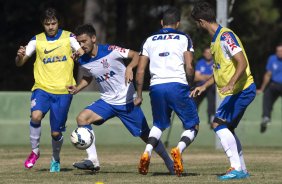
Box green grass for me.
[0,145,281,183]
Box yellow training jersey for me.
[210,26,254,98]
[32,30,76,94]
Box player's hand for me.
[16,46,26,59]
[220,83,234,94]
[125,67,133,86]
[190,86,206,97]
[134,96,142,106]
[67,85,77,95]
[71,51,80,63]
[256,89,263,94]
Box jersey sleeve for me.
[186,35,194,52]
[266,55,274,72]
[220,31,242,57]
[139,39,149,57]
[109,45,129,58]
[70,33,81,51]
[25,36,36,57]
[79,66,92,77]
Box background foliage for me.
[1,0,282,90]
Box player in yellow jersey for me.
[191,2,256,180]
[15,8,84,172]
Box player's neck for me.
[207,23,219,38]
[91,44,98,57]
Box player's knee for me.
[31,111,43,122]
[51,131,62,140]
[76,114,88,125]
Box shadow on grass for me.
[37,168,74,172]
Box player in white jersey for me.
[135,7,200,176]
[67,24,174,174]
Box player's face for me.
[276,46,282,59]
[43,18,59,37]
[203,48,212,61]
[76,34,96,55]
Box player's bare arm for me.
[257,71,272,94]
[125,50,139,85]
[184,51,195,86]
[190,75,215,97]
[135,55,149,106]
[67,76,93,94]
[15,46,30,67]
[220,51,247,94]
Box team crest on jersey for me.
[222,32,238,51]
[31,98,36,108]
[101,59,110,68]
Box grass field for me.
[1,145,281,184]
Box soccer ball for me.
[70,127,94,150]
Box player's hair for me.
[162,7,181,26]
[191,1,216,23]
[74,24,96,37]
[41,8,60,23]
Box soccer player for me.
[257,43,282,133]
[194,47,215,127]
[15,8,84,172]
[68,24,174,174]
[135,7,200,176]
[191,2,256,180]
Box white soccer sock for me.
[30,122,41,155]
[215,128,241,171]
[86,130,99,164]
[145,126,162,156]
[52,136,63,161]
[233,133,247,173]
[177,129,196,153]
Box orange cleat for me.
[171,147,183,176]
[138,152,150,175]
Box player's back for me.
[141,28,193,86]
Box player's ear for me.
[91,35,96,43]
[161,20,164,27]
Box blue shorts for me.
[215,83,256,128]
[149,82,200,130]
[86,99,150,137]
[31,89,73,132]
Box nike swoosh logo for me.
[44,45,62,54]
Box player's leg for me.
[138,84,171,174]
[73,99,113,171]
[25,89,50,169]
[261,83,279,133]
[207,85,216,127]
[167,83,200,176]
[216,83,255,180]
[49,93,72,172]
[115,102,173,174]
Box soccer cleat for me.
[260,117,270,133]
[50,159,60,172]
[24,151,40,169]
[138,152,150,175]
[218,169,249,180]
[170,147,183,176]
[73,159,100,171]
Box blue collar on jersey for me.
[212,25,222,42]
[45,29,63,41]
[155,28,186,35]
[78,44,113,65]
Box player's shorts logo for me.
[31,98,36,108]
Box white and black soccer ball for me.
[70,127,94,150]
